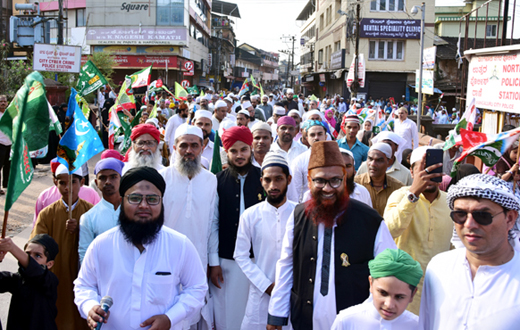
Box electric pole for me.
[501,0,509,45]
[280,35,296,88]
[351,0,361,97]
[58,0,64,44]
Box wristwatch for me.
[407,191,419,203]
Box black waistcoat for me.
[291,199,382,330]
[216,166,265,260]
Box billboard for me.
[360,18,421,39]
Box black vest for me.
[291,199,382,330]
[216,166,265,259]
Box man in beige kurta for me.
[31,164,92,330]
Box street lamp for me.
[411,2,425,133]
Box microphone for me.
[95,296,113,330]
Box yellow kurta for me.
[383,187,453,315]
[355,172,404,216]
[31,198,93,330]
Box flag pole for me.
[1,211,8,238]
[68,173,73,220]
[513,141,520,192]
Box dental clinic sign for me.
[360,19,421,39]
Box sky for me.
[228,0,520,62]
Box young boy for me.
[331,248,423,329]
[0,234,59,330]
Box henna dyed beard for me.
[304,188,350,228]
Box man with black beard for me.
[123,124,165,175]
[234,152,297,330]
[192,110,215,163]
[267,141,396,330]
[209,126,265,330]
[74,167,207,330]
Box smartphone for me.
[425,149,443,183]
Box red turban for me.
[101,149,124,161]
[130,124,160,143]
[221,126,253,151]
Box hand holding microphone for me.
[87,296,113,330]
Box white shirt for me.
[202,140,215,164]
[122,162,164,176]
[164,114,186,153]
[394,118,419,150]
[290,149,312,202]
[74,226,208,329]
[234,200,297,330]
[0,112,12,146]
[331,296,419,330]
[78,198,120,264]
[160,166,217,270]
[420,248,520,330]
[268,213,397,330]
[248,119,261,130]
[302,182,373,207]
[270,139,308,165]
[211,116,221,132]
[97,90,105,109]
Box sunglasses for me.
[450,210,505,226]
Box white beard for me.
[127,147,163,169]
[173,152,202,178]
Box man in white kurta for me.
[420,174,520,330]
[270,116,307,165]
[74,166,207,330]
[234,153,297,330]
[393,108,419,151]
[164,105,188,154]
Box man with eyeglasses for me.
[74,166,207,330]
[383,146,452,315]
[123,124,164,175]
[420,173,520,329]
[267,141,396,330]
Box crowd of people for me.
[0,86,518,330]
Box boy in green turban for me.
[331,248,423,329]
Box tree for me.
[0,41,33,98]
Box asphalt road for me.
[0,153,102,327]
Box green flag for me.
[0,72,50,211]
[117,109,143,153]
[76,93,91,118]
[210,131,222,174]
[76,60,108,96]
[47,101,63,135]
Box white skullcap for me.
[288,109,301,118]
[371,131,407,162]
[242,101,253,109]
[56,163,85,176]
[224,97,233,103]
[215,100,227,109]
[195,97,200,103]
[174,123,203,141]
[237,109,250,117]
[194,110,213,121]
[251,121,272,134]
[273,106,286,115]
[410,146,429,167]
[145,118,159,129]
[262,95,268,99]
[286,88,294,94]
[204,94,213,101]
[218,119,236,137]
[307,109,321,117]
[339,148,355,166]
[369,142,392,159]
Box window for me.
[326,6,332,26]
[369,40,404,60]
[486,24,497,37]
[334,41,341,52]
[370,0,404,12]
[76,9,86,27]
[157,0,184,26]
[318,49,323,65]
[189,22,208,47]
[190,0,207,23]
[320,14,324,30]
[335,0,341,19]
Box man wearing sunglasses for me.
[267,141,396,330]
[383,146,453,315]
[420,174,520,329]
[75,166,207,330]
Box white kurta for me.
[160,166,217,270]
[290,149,312,202]
[234,200,297,330]
[393,118,419,150]
[165,114,186,154]
[270,140,308,165]
[78,198,120,264]
[74,226,208,330]
[268,213,396,330]
[331,296,419,330]
[420,248,520,330]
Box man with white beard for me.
[160,123,217,329]
[122,124,165,175]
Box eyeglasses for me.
[450,210,505,226]
[125,194,162,205]
[311,177,344,189]
[135,140,158,148]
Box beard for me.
[266,185,288,206]
[304,187,350,228]
[174,152,202,177]
[119,205,164,246]
[127,147,163,169]
[227,155,252,177]
[346,175,355,195]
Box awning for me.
[212,0,241,18]
[409,85,443,94]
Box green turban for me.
[368,249,423,287]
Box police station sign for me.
[466,45,520,114]
[33,44,81,73]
